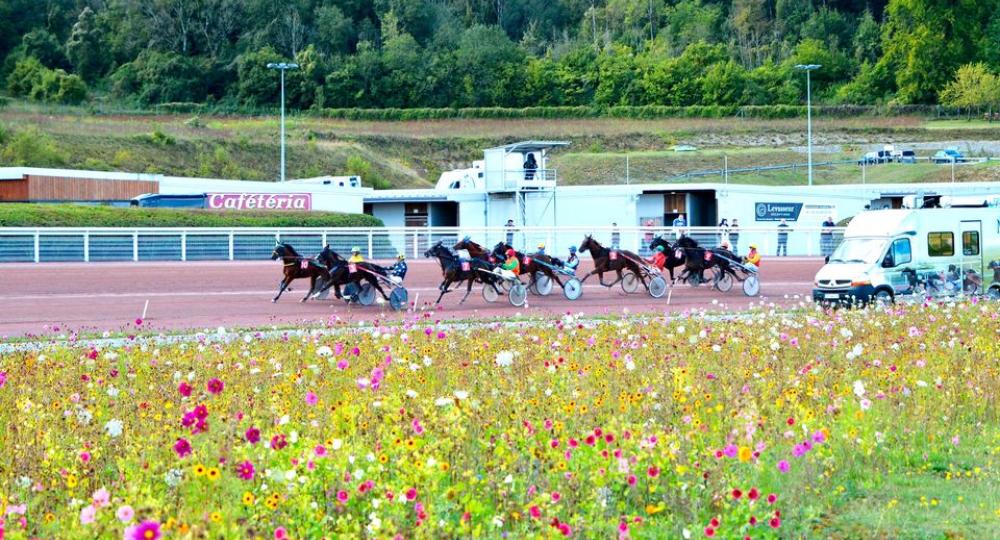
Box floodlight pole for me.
[267,62,299,182]
[795,64,821,186]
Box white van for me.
[813,206,1000,304]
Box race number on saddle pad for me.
[300,260,309,270]
[609,251,618,261]
[523,256,532,265]
[461,261,471,272]
[675,250,683,259]
[704,252,713,261]
[348,264,358,273]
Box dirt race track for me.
[0,259,823,338]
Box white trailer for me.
[812,205,1000,303]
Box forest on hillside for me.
[3,0,1000,111]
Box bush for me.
[0,129,68,166]
[6,56,46,97]
[6,57,87,104]
[0,204,384,228]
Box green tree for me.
[6,56,46,97]
[594,44,640,105]
[236,46,286,107]
[17,28,68,69]
[315,5,353,55]
[699,60,750,105]
[852,10,881,66]
[939,63,1000,112]
[775,0,813,43]
[662,0,723,54]
[802,6,853,51]
[112,50,208,104]
[65,7,109,81]
[452,25,526,107]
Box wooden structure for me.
[0,169,159,203]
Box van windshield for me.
[828,238,887,264]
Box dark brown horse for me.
[270,243,330,303]
[313,246,391,303]
[490,242,566,289]
[425,241,502,304]
[648,235,689,283]
[453,237,496,263]
[577,235,647,290]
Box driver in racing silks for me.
[562,245,580,274]
[388,253,408,284]
[646,245,667,271]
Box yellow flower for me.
[44,512,55,522]
[66,475,78,488]
[210,511,223,523]
[439,462,450,472]
[379,454,389,464]
[243,492,255,506]
[646,504,664,515]
[207,467,221,481]
[193,464,207,477]
[178,523,190,534]
[164,518,178,530]
[738,446,752,463]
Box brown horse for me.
[491,242,566,290]
[270,242,330,303]
[453,237,496,263]
[577,235,647,290]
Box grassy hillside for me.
[2,103,999,188]
[0,203,382,227]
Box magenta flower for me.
[237,460,255,480]
[405,487,418,501]
[305,391,318,406]
[206,378,224,394]
[336,360,349,370]
[777,460,790,473]
[126,520,162,540]
[314,444,327,457]
[411,419,424,435]
[245,427,260,444]
[173,438,192,458]
[723,444,738,458]
[0,371,7,388]
[337,490,349,503]
[274,527,289,540]
[177,382,192,397]
[270,434,288,450]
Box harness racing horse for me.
[490,242,566,290]
[675,236,739,285]
[576,235,648,291]
[270,242,330,303]
[452,238,496,263]
[313,246,391,303]
[648,235,689,283]
[425,241,502,305]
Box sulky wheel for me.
[742,275,760,297]
[533,273,553,296]
[482,284,499,303]
[508,282,527,307]
[714,270,734,292]
[621,271,640,294]
[562,278,583,300]
[358,283,377,306]
[389,287,408,311]
[648,275,667,298]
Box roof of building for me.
[485,141,571,153]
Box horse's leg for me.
[434,279,452,304]
[302,274,317,302]
[372,278,390,301]
[460,278,474,304]
[273,276,291,302]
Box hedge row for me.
[0,204,384,228]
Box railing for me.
[0,226,846,263]
[501,168,557,189]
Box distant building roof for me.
[485,141,571,153]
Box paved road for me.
[0,259,823,338]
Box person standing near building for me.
[505,219,515,246]
[672,212,687,239]
[523,153,538,181]
[730,219,740,255]
[821,216,836,257]
[611,222,621,249]
[776,218,789,256]
[643,219,655,254]
[717,218,729,247]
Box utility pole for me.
[267,62,299,182]
[795,64,821,187]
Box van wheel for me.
[874,289,894,305]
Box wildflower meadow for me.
[1,302,998,539]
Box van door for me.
[960,221,984,291]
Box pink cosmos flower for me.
[305,391,318,406]
[529,505,541,519]
[125,521,161,540]
[274,527,289,540]
[270,434,287,450]
[626,474,637,486]
[173,438,192,458]
[405,488,418,501]
[237,460,255,480]
[559,523,573,536]
[245,427,260,444]
[647,466,660,478]
[206,378,224,394]
[116,505,135,523]
[551,491,561,502]
[79,505,96,525]
[336,360,349,370]
[412,419,424,435]
[723,444,738,458]
[777,460,790,473]
[0,371,7,388]
[92,487,110,508]
[336,490,349,503]
[314,444,327,457]
[80,451,91,463]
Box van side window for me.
[927,232,954,257]
[889,238,912,266]
[962,231,980,256]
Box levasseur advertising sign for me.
[754,202,803,221]
[206,193,312,211]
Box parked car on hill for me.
[932,149,964,163]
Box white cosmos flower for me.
[853,380,866,398]
[316,346,333,357]
[104,419,123,438]
[454,390,469,400]
[495,351,514,367]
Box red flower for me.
[704,526,715,537]
[767,493,777,504]
[245,427,260,444]
[732,488,743,499]
[748,487,760,501]
[647,466,660,478]
[173,438,192,458]
[769,518,781,529]
[786,417,795,426]
[177,382,192,397]
[749,516,757,525]
[710,517,720,528]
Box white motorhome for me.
[813,205,1000,304]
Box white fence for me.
[0,226,846,263]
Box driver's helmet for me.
[351,246,361,253]
[569,246,577,253]
[748,244,757,250]
[655,245,665,252]
[505,248,516,257]
[536,242,545,250]
[397,253,405,260]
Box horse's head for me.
[650,235,672,252]
[491,242,509,258]
[677,236,699,249]
[318,245,344,267]
[271,242,290,260]
[578,235,596,254]
[424,241,444,259]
